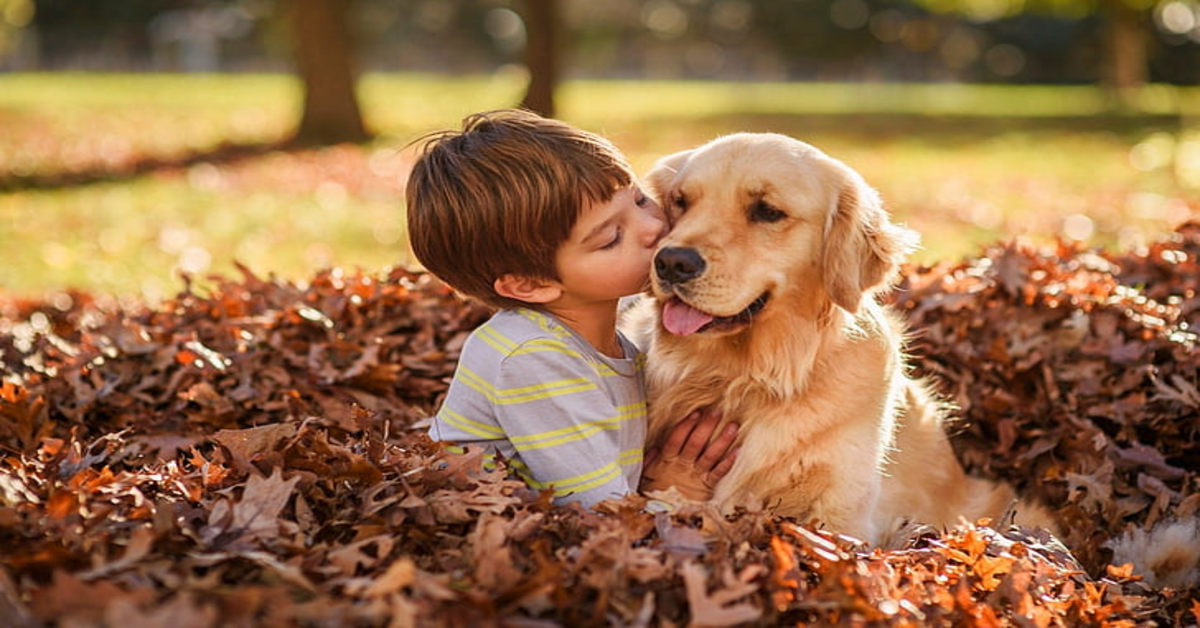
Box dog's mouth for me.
[660,293,770,336]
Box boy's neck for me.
[543,300,623,358]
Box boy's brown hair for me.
[406,109,635,310]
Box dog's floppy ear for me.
[821,173,919,313]
[644,149,694,221]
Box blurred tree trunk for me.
[1099,0,1147,95]
[518,0,558,117]
[289,0,369,145]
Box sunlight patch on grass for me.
[360,71,528,141]
[0,174,406,300]
[560,81,1200,122]
[0,73,298,177]
[561,81,1105,120]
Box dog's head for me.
[645,133,918,337]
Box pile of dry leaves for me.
[2,224,1198,627]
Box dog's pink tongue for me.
[661,299,714,336]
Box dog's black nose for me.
[655,247,706,285]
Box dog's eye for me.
[750,200,787,223]
[672,194,689,213]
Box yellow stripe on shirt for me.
[618,447,643,468]
[478,312,636,376]
[498,377,598,404]
[506,458,537,484]
[542,460,623,496]
[457,366,500,404]
[518,309,573,340]
[460,366,600,406]
[512,338,584,360]
[510,403,645,450]
[475,324,517,355]
[509,451,640,496]
[437,407,505,440]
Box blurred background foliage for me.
[0,0,1198,300]
[6,0,1200,84]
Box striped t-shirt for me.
[429,308,647,507]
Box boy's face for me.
[552,185,668,304]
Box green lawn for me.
[2,73,1198,300]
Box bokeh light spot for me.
[830,0,870,30]
[642,0,689,40]
[1062,214,1095,241]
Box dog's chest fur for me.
[644,301,907,534]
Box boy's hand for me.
[641,409,738,501]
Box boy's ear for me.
[494,274,562,304]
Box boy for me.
[406,109,736,507]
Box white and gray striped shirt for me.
[429,308,647,507]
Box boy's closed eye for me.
[600,227,624,250]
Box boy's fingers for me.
[696,422,738,471]
[708,446,739,480]
[680,411,719,460]
[660,411,700,456]
[644,447,660,469]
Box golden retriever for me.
[630,133,1053,543]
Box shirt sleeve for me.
[493,346,640,507]
[427,365,506,450]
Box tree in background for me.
[517,0,559,116]
[1097,0,1151,90]
[916,0,1158,92]
[0,0,34,64]
[18,0,1198,95]
[288,0,370,144]
[287,0,558,141]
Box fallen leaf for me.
[680,560,761,627]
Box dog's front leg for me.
[808,470,882,543]
[710,428,883,543]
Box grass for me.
[1,72,1198,300]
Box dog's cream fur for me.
[630,133,1053,543]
